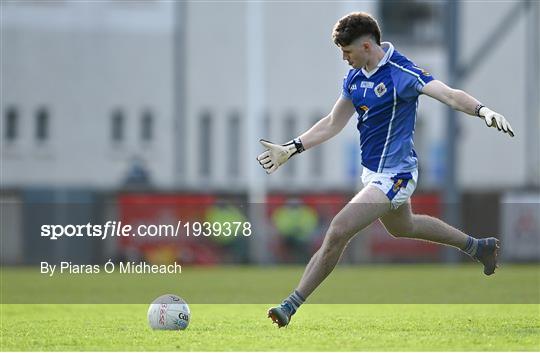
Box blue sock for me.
[462,236,479,257]
[282,290,305,316]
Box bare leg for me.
[379,200,500,275]
[379,201,468,248]
[296,186,391,298]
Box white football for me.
[147,294,190,330]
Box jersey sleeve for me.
[341,73,352,100]
[391,63,435,101]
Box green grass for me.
[2,264,539,304]
[1,304,539,351]
[1,265,539,351]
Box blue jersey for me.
[341,42,434,173]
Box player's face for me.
[340,40,370,69]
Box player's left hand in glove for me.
[257,138,305,174]
[479,106,515,137]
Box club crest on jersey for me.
[374,82,387,97]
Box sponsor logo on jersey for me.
[360,81,374,89]
[360,105,369,112]
[375,82,387,97]
[350,84,357,91]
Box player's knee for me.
[324,222,351,249]
[328,222,352,242]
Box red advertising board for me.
[117,193,244,265]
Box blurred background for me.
[1,0,539,267]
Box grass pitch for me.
[1,265,539,351]
[2,264,538,304]
[1,304,539,351]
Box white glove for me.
[256,138,304,174]
[479,106,514,137]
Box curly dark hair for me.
[332,12,381,46]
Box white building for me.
[2,1,538,191]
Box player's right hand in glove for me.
[257,138,305,174]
